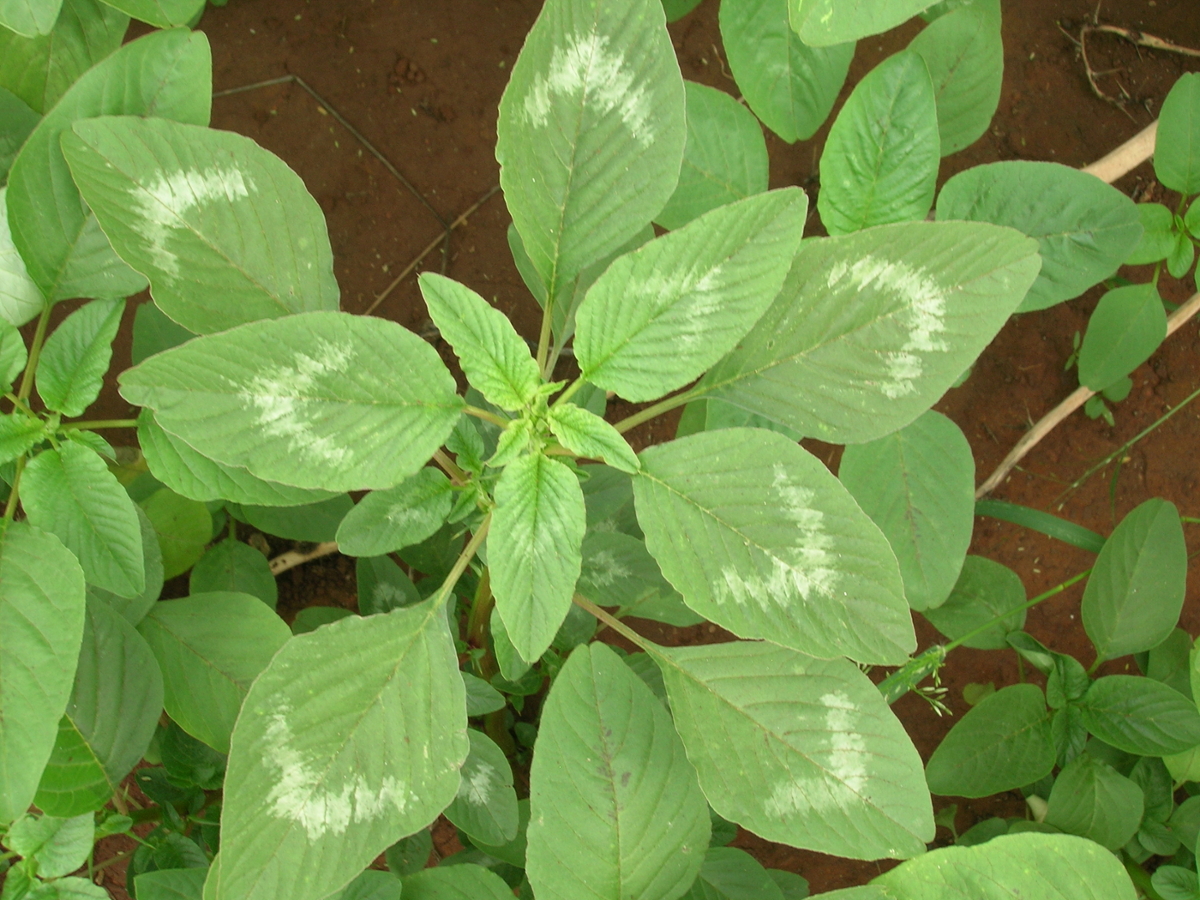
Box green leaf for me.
[6,28,211,303]
[27,876,111,899]
[577,531,701,626]
[0,323,27,394]
[1077,675,1200,757]
[132,299,194,365]
[1045,754,1143,851]
[138,409,337,508]
[766,869,809,900]
[635,428,912,665]
[444,729,518,848]
[656,641,933,860]
[461,672,505,716]
[839,411,973,611]
[575,188,807,402]
[546,403,639,473]
[0,185,45,327]
[0,88,39,183]
[790,0,935,46]
[1126,202,1176,265]
[654,80,769,231]
[335,468,453,557]
[691,221,1041,443]
[496,0,686,304]
[34,595,163,817]
[139,487,211,580]
[1082,498,1186,664]
[85,505,162,626]
[819,50,940,236]
[418,272,538,412]
[240,494,352,543]
[526,643,709,900]
[924,684,1054,798]
[936,162,1144,313]
[680,847,784,900]
[291,606,354,635]
[922,556,1026,649]
[332,871,401,900]
[97,0,202,27]
[0,0,62,37]
[0,411,46,465]
[210,598,467,900]
[189,540,277,609]
[62,115,339,334]
[4,813,91,876]
[0,520,84,825]
[974,499,1106,554]
[1151,867,1200,900]
[1156,73,1200,195]
[722,0,852,142]
[661,0,701,21]
[907,4,1001,155]
[1167,228,1195,279]
[138,592,291,754]
[356,556,419,615]
[22,442,144,597]
[1078,283,1166,391]
[121,311,464,492]
[36,298,122,417]
[135,868,208,900]
[490,451,586,664]
[401,866,514,900]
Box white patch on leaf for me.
[131,166,253,279]
[585,549,631,588]
[458,761,496,806]
[826,255,948,399]
[522,32,655,147]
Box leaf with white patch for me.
[336,468,454,557]
[444,729,518,847]
[0,185,45,327]
[547,403,639,473]
[62,115,339,334]
[690,221,1040,443]
[211,598,467,900]
[527,643,709,900]
[655,641,933,859]
[6,28,210,303]
[577,531,699,626]
[490,451,586,664]
[36,298,123,417]
[120,311,464,492]
[496,0,686,305]
[575,188,806,402]
[419,272,538,411]
[636,428,912,665]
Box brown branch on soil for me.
[269,541,339,575]
[1081,120,1157,183]
[1064,18,1200,111]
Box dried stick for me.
[1081,120,1157,183]
[270,541,339,575]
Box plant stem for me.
[90,848,137,875]
[613,388,700,434]
[572,595,653,652]
[946,568,1092,654]
[4,393,33,416]
[551,377,584,408]
[1,454,26,530]
[429,515,490,612]
[432,448,467,485]
[61,419,139,431]
[16,304,52,405]
[463,405,509,428]
[466,568,494,661]
[536,287,557,378]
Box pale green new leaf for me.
[527,643,709,900]
[36,298,122,417]
[575,188,806,402]
[211,599,467,900]
[0,0,128,115]
[819,51,940,236]
[402,866,513,900]
[924,684,1054,798]
[62,115,339,334]
[839,411,974,611]
[496,0,686,304]
[444,729,518,848]
[1077,675,1200,758]
[120,311,464,492]
[98,0,203,27]
[1045,754,1143,851]
[635,428,912,665]
[936,161,1143,312]
[656,642,933,859]
[691,221,1041,443]
[490,451,586,663]
[0,0,62,38]
[34,595,163,816]
[0,411,46,464]
[138,592,291,754]
[5,28,211,303]
[22,442,144,597]
[1078,283,1166,391]
[0,185,45,327]
[1082,498,1185,664]
[922,555,1026,649]
[547,402,639,473]
[0,523,84,822]
[655,81,769,231]
[721,0,852,142]
[4,812,92,876]
[791,0,935,46]
[419,272,538,411]
[1156,73,1200,195]
[336,468,453,557]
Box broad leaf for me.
[924,683,1054,797]
[1077,675,1200,758]
[691,221,1041,443]
[0,411,46,464]
[5,28,211,303]
[819,50,940,236]
[0,88,39,183]
[656,641,933,859]
[527,643,709,900]
[336,468,453,557]
[0,0,62,37]
[0,523,85,822]
[1078,283,1166,391]
[139,486,210,579]
[136,868,208,900]
[936,161,1143,312]
[1082,498,1185,664]
[22,442,144,597]
[490,451,586,663]
[496,0,686,305]
[839,410,974,611]
[210,599,467,900]
[790,0,934,46]
[655,80,769,231]
[0,184,44,326]
[63,115,339,333]
[240,495,352,543]
[576,531,701,626]
[923,556,1026,649]
[722,0,852,143]
[138,592,291,754]
[444,730,519,847]
[1045,754,1143,851]
[86,505,163,626]
[4,812,92,876]
[681,847,784,900]
[401,866,513,900]
[546,403,639,474]
[34,595,163,816]
[36,297,122,417]
[1126,203,1176,265]
[575,188,806,402]
[120,311,464,492]
[356,556,420,615]
[635,428,912,665]
[98,0,203,28]
[1156,73,1200,195]
[189,540,277,609]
